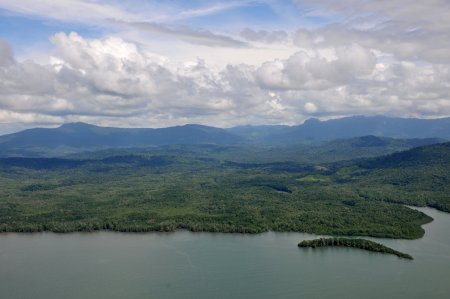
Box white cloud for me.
[304,102,318,113]
[1,0,450,134]
[0,0,135,24]
[256,43,376,90]
[0,40,14,66]
[240,29,289,44]
[0,0,258,25]
[166,1,255,22]
[0,0,252,49]
[293,1,450,64]
[117,21,249,48]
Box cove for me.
[0,207,449,299]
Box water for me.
[0,207,449,299]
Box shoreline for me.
[298,237,414,260]
[0,206,440,239]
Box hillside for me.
[335,142,450,212]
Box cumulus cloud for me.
[1,0,446,134]
[0,34,283,129]
[256,44,376,90]
[0,40,57,118]
[1,13,450,132]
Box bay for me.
[0,207,449,299]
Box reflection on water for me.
[0,207,449,299]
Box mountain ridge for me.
[1,115,449,156]
[230,115,450,142]
[0,122,242,151]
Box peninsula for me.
[298,238,413,260]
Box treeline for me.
[298,237,413,260]
[0,155,174,170]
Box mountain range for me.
[0,115,449,156]
[0,122,241,154]
[229,115,450,141]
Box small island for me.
[298,238,413,260]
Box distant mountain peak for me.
[303,118,320,125]
[0,116,449,155]
[59,122,96,129]
[181,124,208,128]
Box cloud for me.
[293,0,450,64]
[304,102,318,113]
[0,0,135,24]
[117,21,249,48]
[0,0,251,49]
[240,28,289,44]
[0,34,279,128]
[296,0,450,31]
[0,0,258,25]
[0,40,14,66]
[166,1,256,22]
[0,41,56,110]
[256,43,376,90]
[1,16,450,132]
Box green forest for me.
[0,141,449,239]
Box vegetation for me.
[298,238,413,260]
[0,141,448,238]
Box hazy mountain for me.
[0,122,242,156]
[226,125,289,141]
[1,116,449,157]
[231,116,450,142]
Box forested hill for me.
[359,141,450,169]
[349,142,450,212]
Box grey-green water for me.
[1,207,449,299]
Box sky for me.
[0,0,450,133]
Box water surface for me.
[0,207,449,299]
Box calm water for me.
[0,207,449,299]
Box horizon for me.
[1,1,450,134]
[2,114,450,136]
